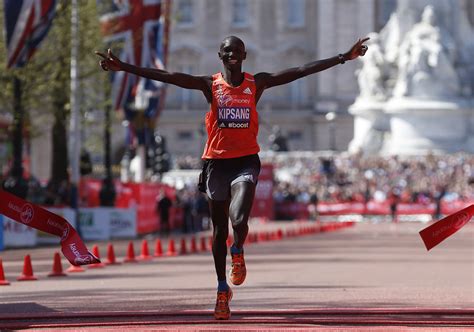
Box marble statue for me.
[356,32,387,101]
[350,0,474,155]
[393,5,460,99]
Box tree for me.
[0,3,108,200]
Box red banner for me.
[79,179,176,234]
[419,204,474,250]
[275,200,474,220]
[0,190,99,265]
[251,164,274,220]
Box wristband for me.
[338,54,345,64]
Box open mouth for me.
[227,59,238,64]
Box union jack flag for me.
[98,0,170,126]
[3,0,56,68]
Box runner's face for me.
[219,38,246,69]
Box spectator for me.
[156,189,172,236]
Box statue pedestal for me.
[385,98,472,155]
[348,99,389,155]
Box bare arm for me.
[254,38,369,94]
[96,49,212,102]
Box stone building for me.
[20,0,474,180]
[156,0,474,158]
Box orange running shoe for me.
[214,288,233,320]
[229,251,246,285]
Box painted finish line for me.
[1,308,473,330]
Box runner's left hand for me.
[345,37,370,60]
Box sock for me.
[218,280,229,292]
[230,244,243,254]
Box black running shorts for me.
[198,154,261,201]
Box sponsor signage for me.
[79,208,111,241]
[251,164,274,220]
[110,208,137,239]
[3,216,37,248]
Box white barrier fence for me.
[1,207,136,249]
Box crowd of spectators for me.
[171,151,474,206]
[4,152,472,212]
[264,152,473,205]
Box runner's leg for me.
[229,181,256,248]
[209,199,230,280]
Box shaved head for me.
[220,36,246,52]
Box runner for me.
[96,35,369,320]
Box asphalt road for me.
[0,221,473,330]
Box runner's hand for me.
[345,37,370,60]
[95,48,122,71]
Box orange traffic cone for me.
[190,236,198,254]
[153,239,163,257]
[123,241,138,263]
[88,245,106,268]
[199,237,207,252]
[105,243,120,265]
[179,238,187,255]
[138,239,152,261]
[167,239,177,256]
[48,252,67,277]
[0,259,10,285]
[17,255,37,281]
[66,264,85,272]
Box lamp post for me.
[325,111,337,151]
[99,103,116,206]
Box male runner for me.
[96,35,368,320]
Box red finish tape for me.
[419,204,474,251]
[0,190,99,265]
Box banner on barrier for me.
[275,200,474,220]
[79,208,111,241]
[3,216,37,248]
[110,208,137,239]
[80,179,174,234]
[251,164,274,220]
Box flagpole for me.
[69,0,81,225]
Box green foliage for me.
[0,2,109,181]
[0,2,107,115]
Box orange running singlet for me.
[202,72,260,159]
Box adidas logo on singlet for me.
[243,87,252,95]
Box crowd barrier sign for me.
[251,164,274,220]
[109,208,137,239]
[3,216,37,248]
[79,208,112,241]
[275,200,474,221]
[80,179,175,234]
[1,207,137,248]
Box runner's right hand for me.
[95,48,122,71]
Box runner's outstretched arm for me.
[254,37,369,93]
[95,49,212,102]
